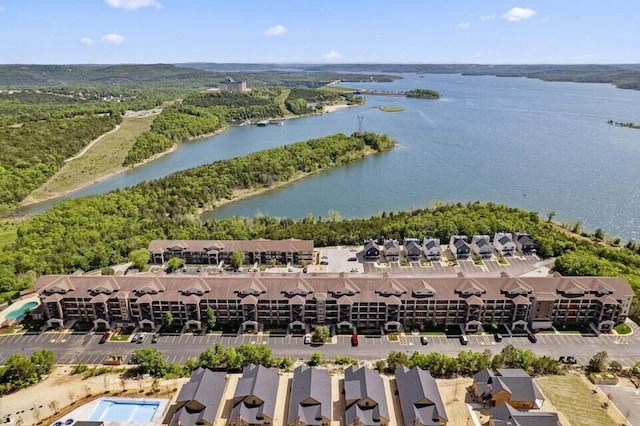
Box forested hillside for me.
[2,132,394,276]
[0,114,121,208]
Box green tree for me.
[374,360,386,373]
[163,311,174,329]
[594,228,606,242]
[101,267,115,275]
[199,344,226,370]
[608,359,623,373]
[130,348,168,377]
[205,307,216,330]
[2,354,38,388]
[312,325,330,343]
[589,351,608,373]
[236,344,272,367]
[167,257,185,272]
[129,248,150,270]
[30,349,55,377]
[230,251,244,269]
[0,267,18,292]
[308,352,324,366]
[386,351,410,372]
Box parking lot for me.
[1,328,639,367]
[360,255,543,276]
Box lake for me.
[19,74,640,240]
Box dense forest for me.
[124,88,361,165]
[0,132,394,277]
[0,113,121,209]
[303,63,640,91]
[406,89,441,99]
[0,64,399,90]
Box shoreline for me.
[17,102,358,210]
[197,146,382,219]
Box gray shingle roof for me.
[170,368,227,426]
[491,402,560,426]
[149,239,313,254]
[344,366,389,425]
[475,369,544,404]
[395,366,448,426]
[288,366,332,425]
[230,364,279,424]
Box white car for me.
[303,334,312,344]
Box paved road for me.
[1,329,639,366]
[598,384,640,426]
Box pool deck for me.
[0,294,40,326]
[52,397,170,426]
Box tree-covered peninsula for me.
[406,89,441,99]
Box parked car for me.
[137,332,146,343]
[348,257,357,261]
[558,356,566,363]
[494,333,503,342]
[131,333,139,343]
[459,335,469,345]
[351,333,359,346]
[99,331,110,344]
[566,356,577,364]
[420,336,429,345]
[303,334,312,344]
[527,333,538,343]
[151,333,160,343]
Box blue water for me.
[89,399,159,422]
[18,73,640,239]
[4,301,38,320]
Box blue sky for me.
[0,0,638,64]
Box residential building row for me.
[170,364,449,426]
[35,273,633,333]
[169,364,560,426]
[363,232,536,261]
[148,239,314,266]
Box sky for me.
[0,0,638,64]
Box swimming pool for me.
[89,399,160,422]
[4,301,39,321]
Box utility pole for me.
[357,115,364,132]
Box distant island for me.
[376,106,405,112]
[608,119,640,130]
[406,89,441,99]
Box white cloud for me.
[457,22,471,30]
[501,7,536,22]
[323,50,342,60]
[480,14,496,21]
[80,37,95,46]
[101,33,126,44]
[264,25,287,37]
[105,0,161,10]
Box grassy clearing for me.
[319,85,355,93]
[23,115,156,204]
[377,106,405,112]
[536,373,625,426]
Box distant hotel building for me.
[36,274,633,334]
[219,76,247,92]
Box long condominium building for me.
[148,239,314,265]
[35,273,633,333]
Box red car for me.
[99,331,110,344]
[351,333,359,346]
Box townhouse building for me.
[148,239,314,266]
[36,273,633,334]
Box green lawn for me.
[614,323,632,335]
[110,333,131,342]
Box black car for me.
[527,333,538,343]
[151,333,160,343]
[420,336,429,345]
[566,356,577,364]
[494,333,503,342]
